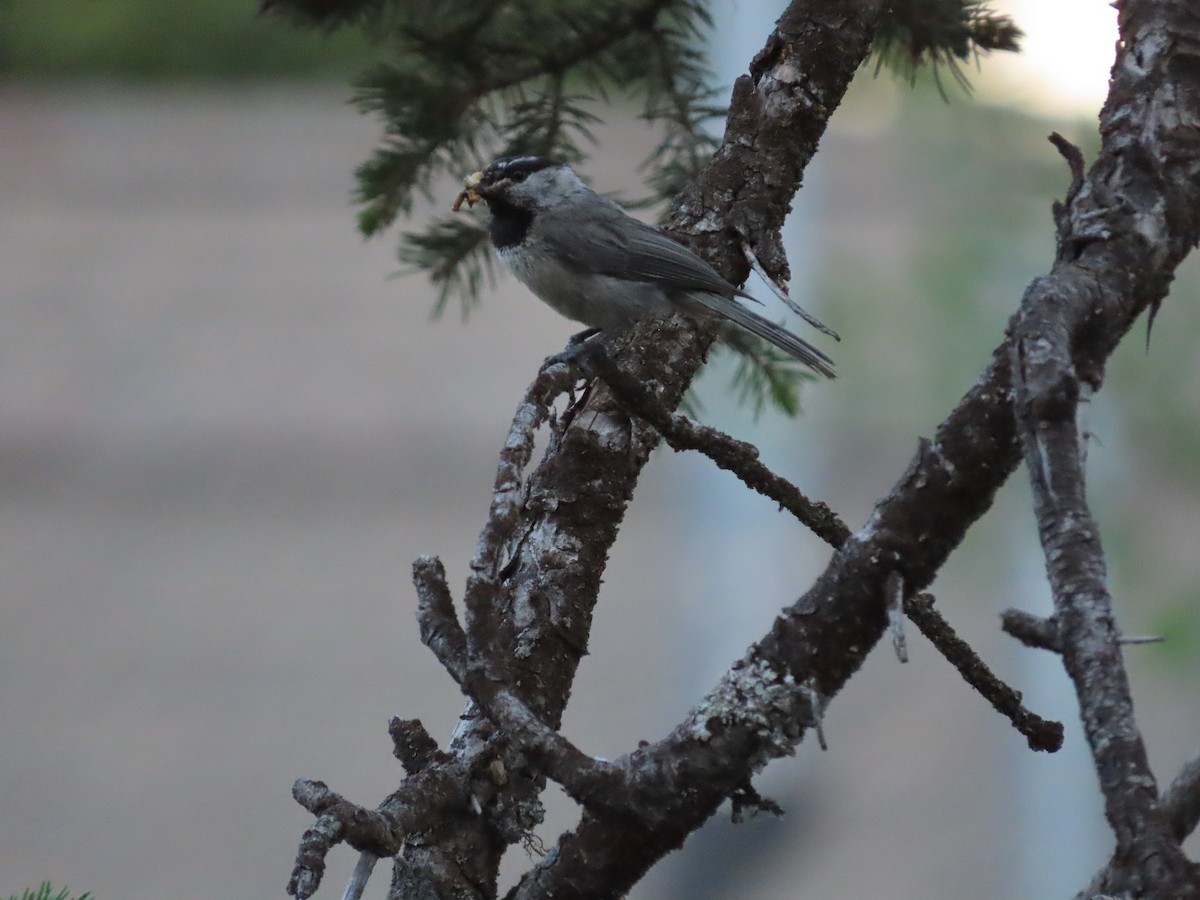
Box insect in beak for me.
[452,171,486,212]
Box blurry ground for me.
[2,84,1198,900]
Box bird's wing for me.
[538,205,834,377]
[688,292,836,378]
[540,209,751,299]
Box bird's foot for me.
[541,329,606,373]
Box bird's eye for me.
[508,170,529,184]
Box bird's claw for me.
[541,329,606,374]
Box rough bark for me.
[287,1,1200,898]
[297,1,886,897]
[1007,2,1200,894]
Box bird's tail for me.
[690,293,836,379]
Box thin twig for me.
[1000,608,1061,652]
[413,555,469,682]
[740,240,841,339]
[806,679,828,751]
[340,853,376,900]
[885,572,908,663]
[585,348,849,546]
[389,717,447,774]
[286,766,470,898]
[289,781,400,873]
[909,595,1063,752]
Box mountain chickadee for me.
[453,156,835,378]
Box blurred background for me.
[2,1,1199,898]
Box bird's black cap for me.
[480,155,558,186]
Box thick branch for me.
[287,1,1200,897]
[506,416,1017,899]
[583,345,1059,750]
[1081,751,1200,898]
[1165,752,1200,845]
[1005,1,1200,892]
[506,0,1200,894]
[468,364,580,582]
[374,3,891,898]
[414,555,628,810]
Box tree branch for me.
[1165,751,1200,846]
[286,768,470,899]
[584,346,1059,750]
[581,346,849,545]
[907,593,1062,751]
[503,0,1200,892]
[1080,750,1200,898]
[414,555,630,812]
[1005,1,1200,891]
[1000,607,1061,651]
[284,1,1200,897]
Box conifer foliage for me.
[263,2,1200,899]
[263,0,1017,410]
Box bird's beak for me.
[452,171,486,212]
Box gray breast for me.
[498,244,675,331]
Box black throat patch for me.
[486,199,534,250]
[479,156,558,249]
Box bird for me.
[452,155,835,378]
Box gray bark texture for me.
[286,1,1200,898]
